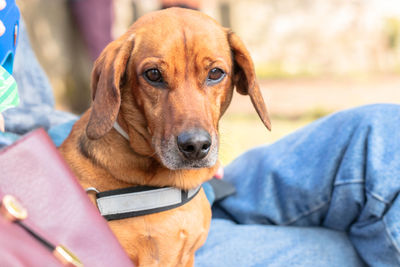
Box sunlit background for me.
[16,0,400,164]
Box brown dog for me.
[60,7,270,266]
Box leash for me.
[86,185,201,221]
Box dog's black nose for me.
[177,130,212,160]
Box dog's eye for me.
[144,69,163,83]
[207,68,225,83]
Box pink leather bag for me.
[0,129,133,266]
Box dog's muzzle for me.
[114,122,218,170]
[177,129,211,160]
[157,128,218,170]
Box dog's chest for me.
[108,188,211,266]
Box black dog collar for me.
[88,185,201,221]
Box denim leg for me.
[196,220,363,267]
[210,104,400,266]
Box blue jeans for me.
[196,104,400,267]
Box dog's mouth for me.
[154,131,219,170]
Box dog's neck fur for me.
[78,112,218,191]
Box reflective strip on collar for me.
[95,185,201,221]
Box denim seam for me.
[365,188,391,205]
[334,180,364,186]
[382,216,400,255]
[334,181,391,205]
[284,201,329,226]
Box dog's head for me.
[86,8,270,170]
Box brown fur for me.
[60,8,270,266]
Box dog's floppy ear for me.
[227,31,271,131]
[86,35,135,140]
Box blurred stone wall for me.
[15,0,400,113]
[225,0,400,76]
[115,0,400,76]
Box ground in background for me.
[219,75,400,164]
